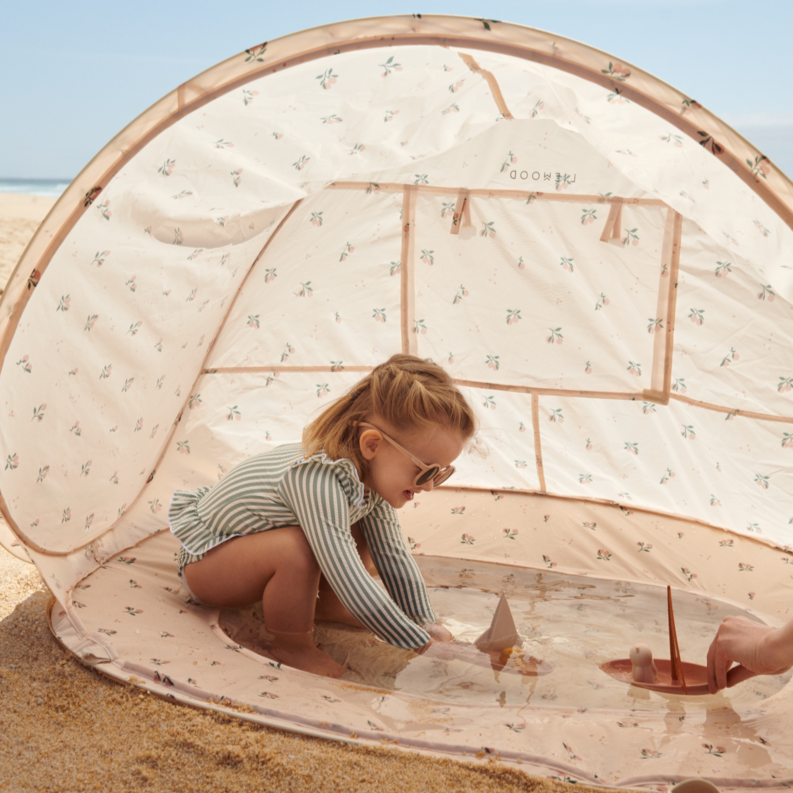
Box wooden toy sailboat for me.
[600,586,711,695]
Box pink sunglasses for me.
[357,422,456,487]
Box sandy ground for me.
[0,193,57,289]
[0,193,612,793]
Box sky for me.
[2,0,791,181]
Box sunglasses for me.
[357,422,456,487]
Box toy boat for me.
[428,593,553,676]
[600,585,710,695]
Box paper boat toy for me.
[475,593,523,652]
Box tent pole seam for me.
[663,211,684,398]
[457,51,514,120]
[193,368,793,425]
[400,187,417,355]
[204,366,375,374]
[669,393,793,425]
[327,182,668,205]
[598,200,623,243]
[649,207,677,399]
[454,378,652,400]
[531,393,546,493]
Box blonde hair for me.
[302,355,476,478]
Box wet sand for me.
[0,192,613,792]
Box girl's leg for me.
[314,521,373,628]
[183,527,345,677]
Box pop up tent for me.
[2,15,793,787]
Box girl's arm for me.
[358,498,437,628]
[280,462,431,650]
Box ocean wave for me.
[0,179,71,197]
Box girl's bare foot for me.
[268,629,346,678]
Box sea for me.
[0,178,71,197]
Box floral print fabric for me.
[3,22,793,784]
[2,42,792,553]
[46,488,793,785]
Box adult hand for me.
[706,615,793,694]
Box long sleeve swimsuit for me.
[169,443,435,649]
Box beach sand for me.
[0,193,57,289]
[0,193,614,792]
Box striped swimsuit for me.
[169,444,435,649]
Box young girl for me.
[169,354,477,678]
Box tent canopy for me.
[2,15,792,787]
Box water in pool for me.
[219,556,791,712]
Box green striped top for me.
[169,444,435,649]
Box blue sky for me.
[2,0,791,180]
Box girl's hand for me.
[424,623,454,642]
[414,624,454,654]
[415,638,435,655]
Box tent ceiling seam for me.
[454,377,661,401]
[457,51,514,120]
[326,182,668,206]
[669,394,793,425]
[204,366,374,374]
[196,369,793,424]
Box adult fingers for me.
[707,630,735,693]
[716,652,731,692]
[726,664,757,688]
[706,632,721,694]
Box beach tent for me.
[2,14,793,787]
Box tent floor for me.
[48,488,793,787]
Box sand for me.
[0,193,616,792]
[0,193,57,290]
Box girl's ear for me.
[359,429,383,461]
